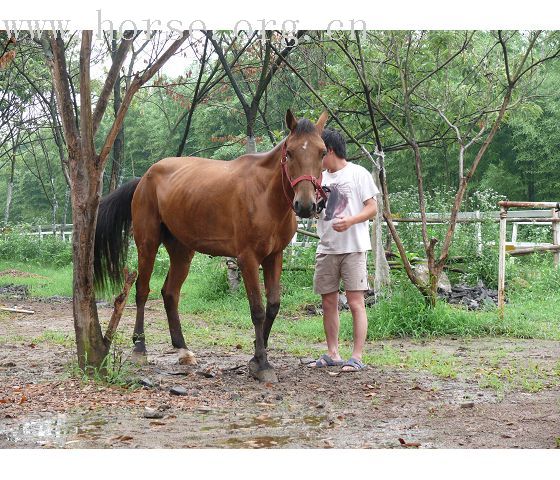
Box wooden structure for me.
[497,201,560,318]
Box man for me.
[309,128,378,372]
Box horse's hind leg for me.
[131,226,160,363]
[161,237,196,365]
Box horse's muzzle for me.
[294,200,317,218]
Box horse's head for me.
[283,109,328,218]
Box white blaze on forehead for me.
[301,141,308,150]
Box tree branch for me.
[79,31,95,163]
[103,268,137,348]
[98,31,190,167]
[92,32,133,135]
[48,32,80,157]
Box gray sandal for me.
[307,354,344,368]
[341,357,366,372]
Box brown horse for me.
[94,110,328,382]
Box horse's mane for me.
[294,118,316,135]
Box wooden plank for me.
[0,306,35,314]
[499,201,560,209]
[506,242,554,251]
[509,245,560,256]
[498,207,507,318]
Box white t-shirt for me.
[316,162,379,254]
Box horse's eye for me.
[321,150,327,158]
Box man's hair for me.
[321,128,347,159]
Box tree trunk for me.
[109,32,124,193]
[3,152,15,227]
[245,135,257,154]
[246,113,257,154]
[71,159,108,369]
[109,30,124,193]
[109,122,124,191]
[370,162,391,297]
[3,130,20,227]
[51,197,58,234]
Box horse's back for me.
[132,153,289,257]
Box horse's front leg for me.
[238,254,278,383]
[262,251,283,349]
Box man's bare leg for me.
[342,290,368,371]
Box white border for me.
[2,0,560,29]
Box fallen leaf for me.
[398,438,421,448]
[19,395,27,404]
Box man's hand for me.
[332,216,355,232]
[332,199,377,233]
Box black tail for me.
[94,178,141,292]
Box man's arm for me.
[332,198,378,232]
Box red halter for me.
[280,141,328,212]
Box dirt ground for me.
[1,295,559,449]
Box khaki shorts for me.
[313,252,369,294]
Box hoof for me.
[248,359,278,383]
[131,349,148,366]
[178,349,197,366]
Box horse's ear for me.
[286,109,298,132]
[316,110,328,133]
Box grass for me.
[477,359,560,394]
[2,252,560,346]
[0,262,73,297]
[66,346,141,389]
[361,345,459,379]
[2,245,560,388]
[32,329,73,347]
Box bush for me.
[0,228,72,267]
[365,280,497,339]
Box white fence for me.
[20,224,73,241]
[291,209,560,253]
[18,209,560,257]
